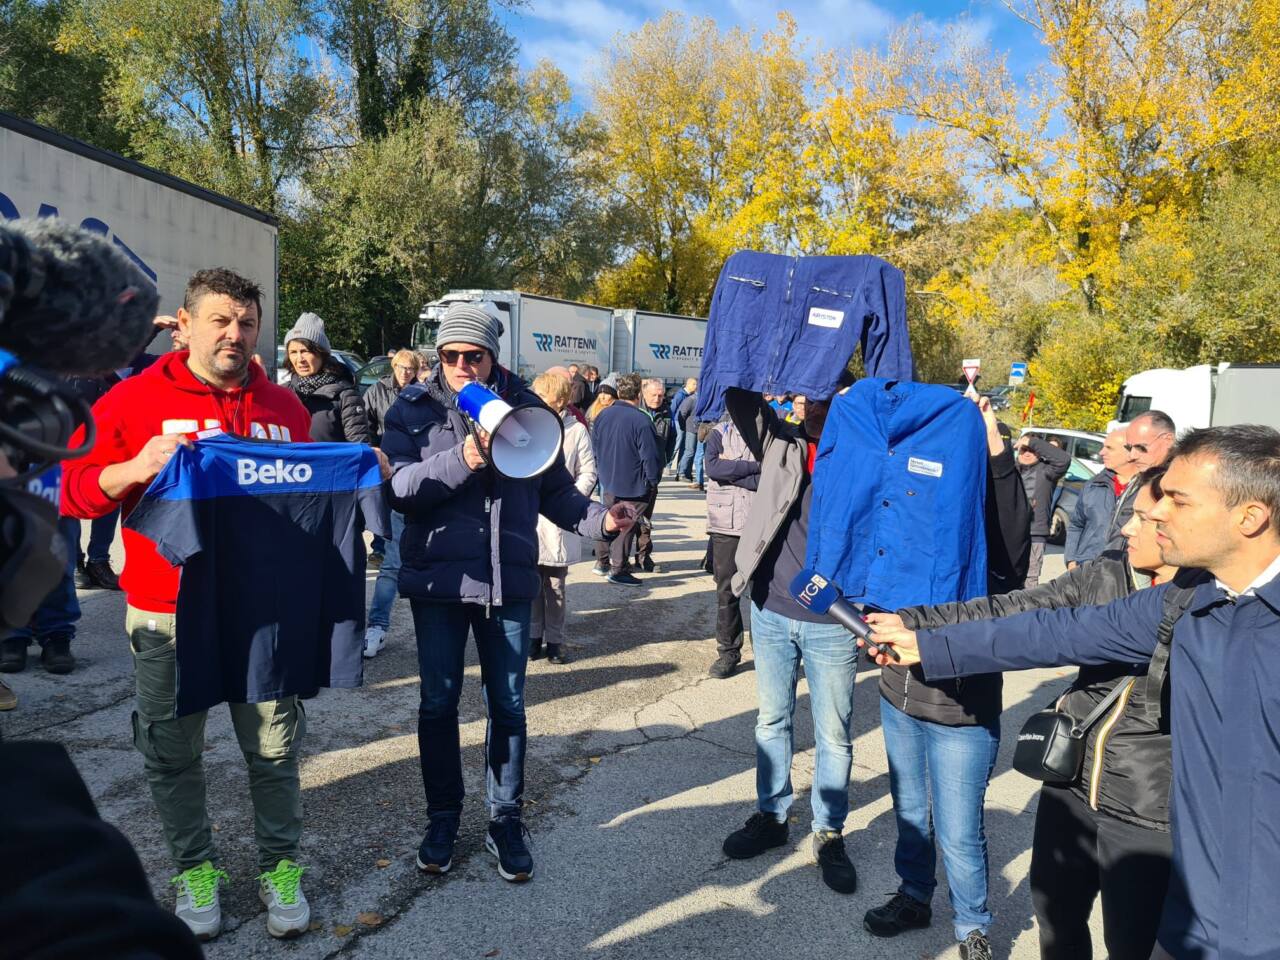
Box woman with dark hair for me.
[282,313,371,444]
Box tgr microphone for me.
[789,568,902,662]
[0,218,159,374]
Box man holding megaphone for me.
[380,302,635,884]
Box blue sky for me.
[498,0,1049,98]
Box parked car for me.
[1019,428,1105,473]
[983,385,1014,410]
[1047,457,1094,545]
[354,356,391,395]
[275,345,367,385]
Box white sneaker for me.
[172,861,227,941]
[259,859,310,938]
[363,625,387,658]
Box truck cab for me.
[1113,363,1280,431]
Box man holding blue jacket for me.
[867,425,1280,960]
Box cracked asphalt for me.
[5,477,1093,959]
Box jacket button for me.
[887,449,895,456]
[882,499,890,507]
[877,548,885,556]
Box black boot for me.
[40,635,75,675]
[0,638,28,673]
[546,643,570,665]
[529,636,545,660]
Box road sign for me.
[1009,361,1028,386]
[962,358,981,385]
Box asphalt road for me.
[5,478,1091,959]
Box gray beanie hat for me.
[283,312,331,353]
[436,302,504,360]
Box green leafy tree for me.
[0,0,132,151]
[61,0,329,210]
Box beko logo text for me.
[532,332,597,352]
[237,459,313,484]
[649,343,703,360]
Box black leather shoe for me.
[864,891,932,937]
[545,643,570,665]
[84,559,121,591]
[529,636,545,660]
[0,638,27,673]
[40,635,75,675]
[812,830,857,894]
[723,812,789,859]
[708,653,739,679]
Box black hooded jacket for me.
[287,360,371,444]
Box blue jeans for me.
[15,517,80,641]
[412,600,532,820]
[367,511,405,629]
[670,425,684,469]
[880,697,1001,940]
[79,509,118,564]
[750,602,858,833]
[694,440,705,486]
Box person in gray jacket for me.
[1015,434,1072,586]
[1066,428,1137,569]
[718,375,861,897]
[703,415,759,679]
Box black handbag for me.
[1012,676,1135,783]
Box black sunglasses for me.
[438,348,488,366]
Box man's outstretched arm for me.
[867,583,1172,678]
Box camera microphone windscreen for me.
[0,218,160,375]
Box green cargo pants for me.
[127,606,305,872]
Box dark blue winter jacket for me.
[382,365,608,605]
[592,401,664,500]
[695,251,913,421]
[1065,467,1121,565]
[806,379,988,611]
[918,569,1280,960]
[670,388,690,429]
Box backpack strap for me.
[1142,577,1202,723]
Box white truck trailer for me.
[417,291,708,387]
[1113,363,1280,431]
[610,308,707,387]
[416,290,613,383]
[1,110,280,367]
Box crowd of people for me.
[4,268,1278,960]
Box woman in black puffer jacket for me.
[282,312,371,444]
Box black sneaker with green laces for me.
[812,830,857,894]
[864,891,932,937]
[722,812,789,859]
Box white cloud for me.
[525,0,642,45]
[521,35,611,92]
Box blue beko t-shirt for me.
[125,432,389,717]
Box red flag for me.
[1021,390,1037,423]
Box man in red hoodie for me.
[62,268,315,942]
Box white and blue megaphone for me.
[455,382,564,479]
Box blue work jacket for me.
[806,379,988,611]
[695,250,913,421]
[918,572,1280,960]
